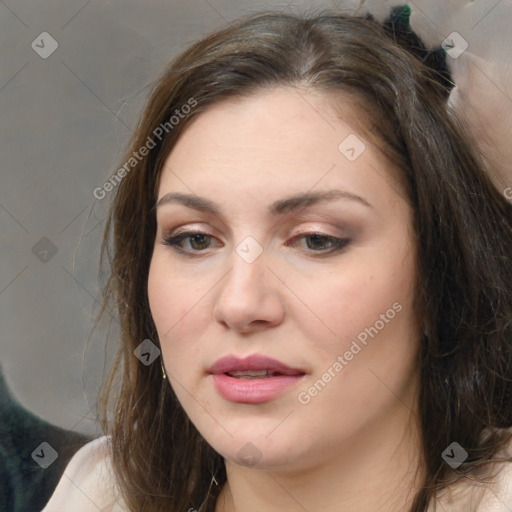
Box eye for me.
[286,232,350,255]
[161,230,350,256]
[161,231,218,254]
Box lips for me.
[208,354,306,404]
[208,354,305,378]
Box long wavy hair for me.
[97,7,512,512]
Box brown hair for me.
[97,7,512,512]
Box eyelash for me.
[161,230,350,257]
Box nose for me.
[213,249,285,333]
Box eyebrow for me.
[155,189,372,216]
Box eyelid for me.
[161,225,344,243]
[290,227,341,239]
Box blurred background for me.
[0,0,510,482]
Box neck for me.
[215,404,425,512]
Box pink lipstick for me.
[208,354,306,404]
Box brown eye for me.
[162,231,219,254]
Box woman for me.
[43,5,512,512]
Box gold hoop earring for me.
[161,360,167,380]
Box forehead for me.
[157,87,403,210]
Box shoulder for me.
[41,436,128,512]
[434,431,512,512]
[476,456,512,511]
[478,429,512,511]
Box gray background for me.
[1,0,511,437]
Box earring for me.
[161,360,167,380]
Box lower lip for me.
[211,373,305,404]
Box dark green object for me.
[0,366,92,511]
[382,4,455,97]
[391,4,412,32]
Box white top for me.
[41,436,127,512]
[42,435,512,511]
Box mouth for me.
[208,354,306,404]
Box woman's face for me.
[148,87,421,471]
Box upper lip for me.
[208,354,305,376]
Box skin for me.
[148,87,424,512]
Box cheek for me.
[292,247,416,359]
[147,259,174,332]
[147,258,211,372]
[296,254,419,429]
[148,256,199,329]
[147,259,186,359]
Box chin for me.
[198,420,306,470]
